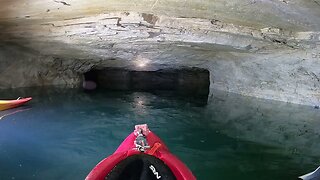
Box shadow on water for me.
[0,86,319,180]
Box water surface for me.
[0,87,319,180]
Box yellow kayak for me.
[0,97,32,111]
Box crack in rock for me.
[53,0,71,6]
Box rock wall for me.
[1,0,320,31]
[0,0,319,106]
[0,43,80,89]
[209,47,320,106]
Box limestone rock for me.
[0,0,319,106]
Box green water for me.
[0,87,319,180]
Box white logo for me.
[149,165,162,179]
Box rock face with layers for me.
[0,0,319,105]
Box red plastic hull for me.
[86,131,196,180]
[0,97,32,111]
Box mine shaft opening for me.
[83,68,210,98]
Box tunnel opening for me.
[83,67,210,98]
[83,71,98,91]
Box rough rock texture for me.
[210,48,320,105]
[0,43,81,89]
[0,0,319,105]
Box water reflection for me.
[132,93,148,116]
[206,90,320,158]
[0,87,319,180]
[0,107,32,120]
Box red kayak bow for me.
[86,124,196,180]
[0,97,32,111]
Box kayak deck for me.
[86,124,196,180]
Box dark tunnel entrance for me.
[83,68,210,97]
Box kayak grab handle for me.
[134,124,150,136]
